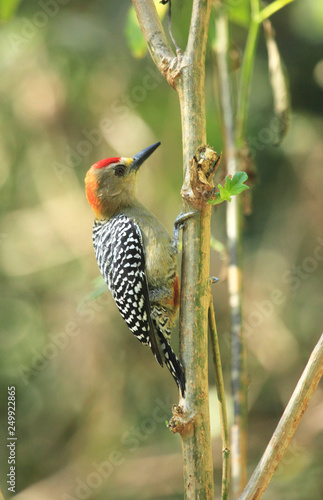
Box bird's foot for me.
[172,211,198,252]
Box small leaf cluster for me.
[208,172,249,206]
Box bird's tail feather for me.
[157,331,186,396]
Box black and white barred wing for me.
[93,215,163,366]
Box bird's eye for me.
[114,165,126,177]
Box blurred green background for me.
[0,0,322,499]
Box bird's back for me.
[121,203,179,313]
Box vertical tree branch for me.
[214,7,247,496]
[209,294,230,500]
[177,1,214,497]
[132,0,214,497]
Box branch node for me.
[161,54,185,88]
[168,404,195,436]
[181,145,221,209]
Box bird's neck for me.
[94,195,142,221]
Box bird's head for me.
[85,142,160,219]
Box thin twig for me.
[166,0,182,54]
[209,292,231,500]
[236,0,261,147]
[235,0,293,143]
[239,332,323,500]
[255,0,295,23]
[214,8,248,497]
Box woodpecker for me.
[85,142,185,395]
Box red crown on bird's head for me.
[93,158,121,170]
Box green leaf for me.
[208,172,249,206]
[0,0,22,20]
[226,171,249,195]
[218,183,232,202]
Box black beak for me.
[130,142,161,172]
